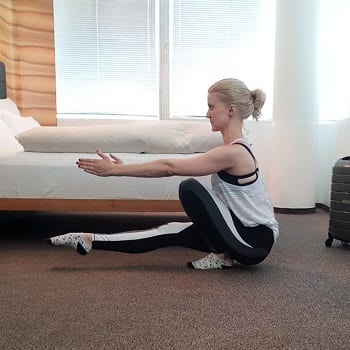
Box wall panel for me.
[0,0,56,125]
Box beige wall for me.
[0,0,56,125]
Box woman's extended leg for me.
[92,222,218,253]
[47,221,226,256]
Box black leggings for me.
[92,178,274,265]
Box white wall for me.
[250,119,350,208]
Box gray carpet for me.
[0,210,349,350]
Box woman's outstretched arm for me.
[76,147,237,178]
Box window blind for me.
[54,0,158,117]
[53,0,276,119]
[170,0,276,118]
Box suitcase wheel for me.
[325,237,333,247]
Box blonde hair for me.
[208,78,266,121]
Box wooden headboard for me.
[0,61,6,99]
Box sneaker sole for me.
[186,261,233,270]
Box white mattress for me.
[0,152,212,200]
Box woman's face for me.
[206,93,230,131]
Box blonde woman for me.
[47,78,279,269]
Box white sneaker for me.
[46,232,92,255]
[187,253,233,270]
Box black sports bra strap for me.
[233,142,258,166]
[217,141,259,186]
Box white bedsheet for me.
[0,152,212,200]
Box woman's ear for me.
[228,104,236,116]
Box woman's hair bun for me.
[251,89,266,121]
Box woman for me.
[47,78,279,269]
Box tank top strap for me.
[230,139,257,166]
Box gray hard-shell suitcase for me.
[325,156,350,247]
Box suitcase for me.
[325,156,350,247]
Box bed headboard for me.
[0,61,7,99]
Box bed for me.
[0,62,219,213]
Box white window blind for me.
[54,0,158,117]
[170,0,276,118]
[53,0,276,119]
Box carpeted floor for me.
[0,209,349,350]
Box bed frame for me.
[0,198,183,213]
[0,62,183,213]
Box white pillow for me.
[0,110,40,136]
[0,119,24,154]
[15,120,222,153]
[0,97,20,116]
[16,121,187,153]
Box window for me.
[170,0,275,118]
[53,0,276,120]
[318,0,350,120]
[54,0,158,118]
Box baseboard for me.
[316,203,330,212]
[274,203,329,214]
